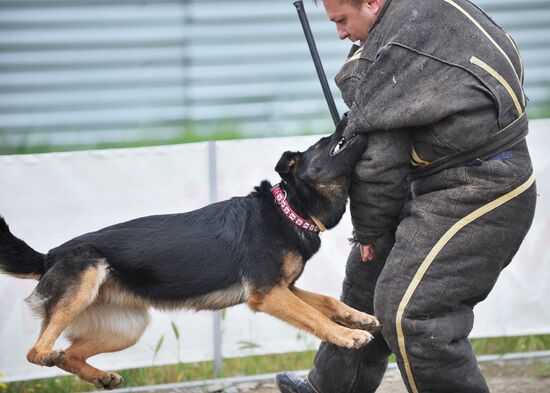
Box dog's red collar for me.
[271,184,320,233]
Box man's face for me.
[323,0,383,42]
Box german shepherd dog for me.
[0,121,378,389]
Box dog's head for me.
[275,116,366,186]
[274,117,367,229]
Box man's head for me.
[315,0,385,42]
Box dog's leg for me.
[291,286,380,332]
[59,303,150,390]
[27,262,108,367]
[248,286,373,349]
[58,333,136,390]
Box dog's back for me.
[52,205,244,303]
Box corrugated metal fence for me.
[0,0,549,147]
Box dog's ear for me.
[275,151,297,175]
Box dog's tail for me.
[0,216,45,279]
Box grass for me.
[529,105,550,120]
[0,128,247,156]
[1,104,549,156]
[2,334,550,393]
[0,119,329,156]
[1,351,317,393]
[472,334,550,355]
[533,360,550,379]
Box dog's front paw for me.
[348,329,374,349]
[353,312,381,333]
[332,327,374,349]
[334,310,381,333]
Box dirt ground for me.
[127,360,550,393]
[234,363,550,393]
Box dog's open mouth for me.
[330,134,356,157]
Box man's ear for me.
[275,151,297,175]
[368,0,383,15]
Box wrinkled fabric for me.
[336,0,530,257]
[308,233,395,393]
[374,141,536,393]
[349,129,412,244]
[309,141,536,393]
[306,0,537,392]
[339,0,526,144]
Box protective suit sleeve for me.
[344,44,492,137]
[349,128,412,245]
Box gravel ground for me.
[108,359,550,393]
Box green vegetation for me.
[1,351,317,393]
[2,103,549,156]
[0,128,246,156]
[533,360,550,379]
[2,334,550,393]
[529,105,550,120]
[471,334,550,355]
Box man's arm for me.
[349,128,413,261]
[344,44,489,138]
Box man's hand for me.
[360,244,376,262]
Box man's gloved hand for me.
[360,244,376,262]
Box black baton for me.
[294,0,340,126]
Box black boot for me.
[276,371,316,393]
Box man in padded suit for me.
[277,0,537,392]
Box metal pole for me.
[294,0,340,126]
[208,141,223,377]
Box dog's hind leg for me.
[59,303,150,389]
[26,253,109,367]
[248,286,373,349]
[290,286,380,332]
[59,338,126,390]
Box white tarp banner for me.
[0,121,549,381]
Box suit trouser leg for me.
[307,232,395,393]
[374,165,536,393]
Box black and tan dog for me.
[0,123,378,389]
